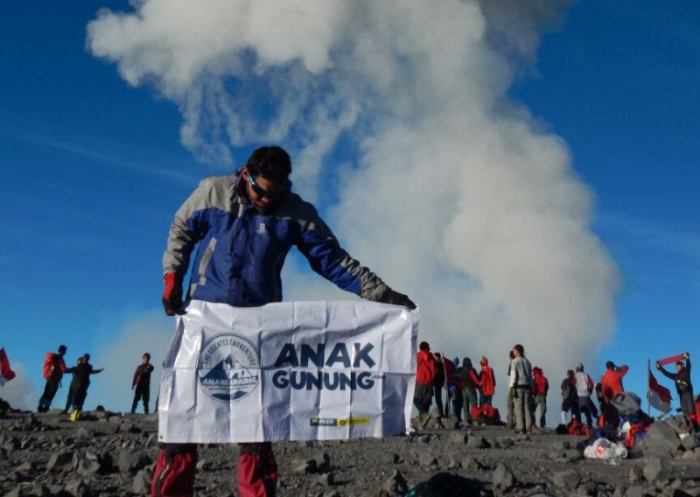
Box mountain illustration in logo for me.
[200,354,259,400]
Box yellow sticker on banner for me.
[309,416,371,427]
[337,416,370,426]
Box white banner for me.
[158,300,418,443]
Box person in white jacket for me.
[574,363,598,427]
[509,344,533,434]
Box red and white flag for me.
[0,348,16,386]
[657,353,687,366]
[647,368,672,414]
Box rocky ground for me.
[1,409,700,497]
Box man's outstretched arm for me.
[295,205,415,309]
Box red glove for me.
[162,273,184,316]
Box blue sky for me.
[1,0,698,413]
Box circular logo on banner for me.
[197,334,260,402]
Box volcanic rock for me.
[642,456,665,482]
[552,468,581,491]
[117,448,152,474]
[46,451,73,473]
[380,469,409,495]
[492,463,515,489]
[132,468,152,496]
[641,421,681,457]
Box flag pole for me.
[647,358,651,417]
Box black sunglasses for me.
[247,173,288,199]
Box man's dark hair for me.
[676,361,684,367]
[605,361,615,370]
[58,345,67,353]
[419,341,430,351]
[144,353,151,360]
[513,344,524,356]
[246,146,291,184]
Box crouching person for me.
[152,146,415,497]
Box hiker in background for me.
[477,356,495,406]
[38,345,68,413]
[560,370,578,425]
[414,341,437,428]
[132,352,155,414]
[446,356,464,423]
[532,366,549,429]
[506,350,515,429]
[62,357,81,414]
[510,344,535,434]
[601,361,628,401]
[657,353,694,416]
[461,357,479,425]
[600,361,628,433]
[574,363,598,427]
[432,352,446,419]
[64,354,103,418]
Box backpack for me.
[43,353,56,380]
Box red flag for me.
[658,353,687,366]
[0,348,16,385]
[648,368,671,413]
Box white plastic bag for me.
[583,437,628,460]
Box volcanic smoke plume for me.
[87,0,618,416]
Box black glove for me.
[378,287,416,310]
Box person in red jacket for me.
[38,345,68,413]
[414,341,437,428]
[477,356,496,406]
[531,367,549,428]
[599,361,628,434]
[600,361,628,402]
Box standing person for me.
[531,367,549,429]
[415,342,437,427]
[38,345,68,413]
[62,357,81,414]
[132,353,155,414]
[64,354,103,417]
[446,356,464,422]
[600,361,628,434]
[461,357,479,425]
[657,353,694,416]
[574,363,597,427]
[560,370,578,425]
[510,344,533,434]
[600,361,628,401]
[477,356,496,406]
[432,352,446,419]
[154,146,415,497]
[506,350,515,429]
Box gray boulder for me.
[492,463,515,490]
[46,451,73,473]
[640,421,681,456]
[642,456,665,482]
[381,469,409,495]
[117,448,152,474]
[551,469,581,491]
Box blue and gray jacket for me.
[163,174,388,306]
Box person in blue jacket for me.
[153,145,415,497]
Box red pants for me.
[151,443,277,497]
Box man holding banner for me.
[154,145,415,497]
[657,353,694,417]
